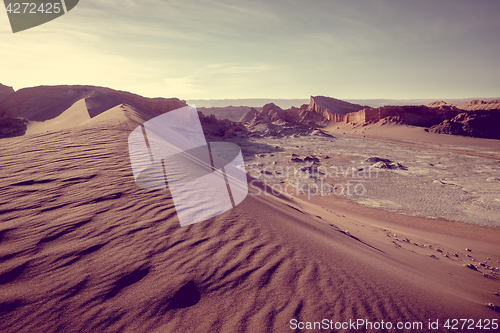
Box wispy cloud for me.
[1,0,499,99]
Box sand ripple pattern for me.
[0,127,495,332]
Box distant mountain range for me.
[188,97,500,109]
[0,84,246,139]
[1,83,499,140]
[240,96,500,140]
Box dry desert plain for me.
[0,100,500,332]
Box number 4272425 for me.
[443,319,498,330]
[5,2,62,14]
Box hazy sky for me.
[1,0,499,100]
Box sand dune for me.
[25,99,91,135]
[1,118,499,332]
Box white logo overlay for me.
[128,105,248,227]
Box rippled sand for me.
[1,122,499,332]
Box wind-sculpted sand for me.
[1,120,500,332]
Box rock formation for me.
[239,107,259,123]
[0,117,27,138]
[0,83,15,103]
[243,96,368,126]
[0,85,186,122]
[198,106,253,122]
[303,96,368,121]
[455,99,500,111]
[0,85,256,140]
[428,110,500,139]
[344,105,460,127]
[198,112,247,138]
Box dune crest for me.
[25,99,90,135]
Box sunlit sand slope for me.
[0,124,498,332]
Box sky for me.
[1,0,499,100]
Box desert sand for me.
[25,98,91,135]
[1,98,499,332]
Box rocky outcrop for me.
[304,96,368,121]
[198,106,252,122]
[427,100,453,108]
[0,117,27,138]
[252,103,292,123]
[198,112,247,138]
[455,99,500,111]
[244,96,368,125]
[428,110,500,139]
[0,84,15,103]
[0,85,186,122]
[239,107,259,123]
[344,105,460,127]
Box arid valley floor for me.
[0,87,500,332]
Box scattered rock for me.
[0,117,28,139]
[372,161,391,169]
[303,156,320,162]
[365,157,407,170]
[365,157,392,164]
[466,248,472,252]
[486,303,500,312]
[429,110,500,140]
[464,264,478,271]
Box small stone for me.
[428,254,437,259]
[486,303,499,311]
[436,249,443,253]
[466,248,471,252]
[464,264,478,271]
[494,292,499,296]
[454,253,459,257]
